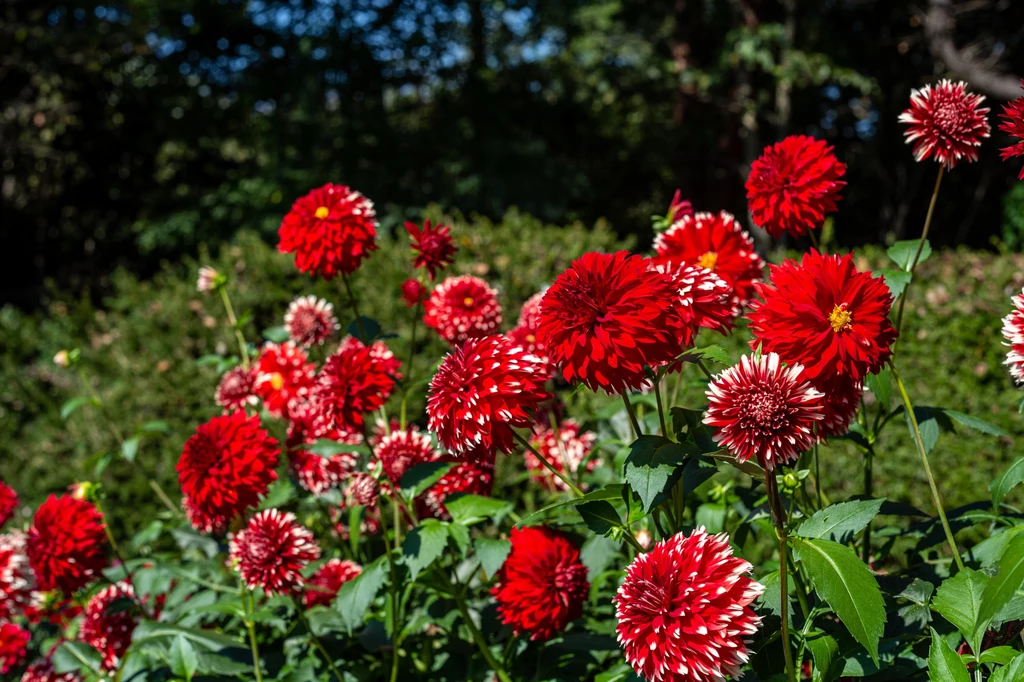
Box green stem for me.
[218,287,250,369]
[813,442,823,510]
[862,449,874,564]
[295,599,345,682]
[767,474,797,682]
[808,228,821,251]
[695,359,714,381]
[894,165,945,338]
[452,586,513,682]
[241,584,264,682]
[622,394,642,439]
[512,430,583,496]
[342,272,368,341]
[388,501,403,682]
[890,361,964,571]
[653,378,669,438]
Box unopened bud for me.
[196,266,225,294]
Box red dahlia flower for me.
[653,211,765,305]
[303,558,362,608]
[508,291,553,374]
[1003,286,1024,384]
[27,495,108,593]
[999,81,1024,179]
[537,251,684,393]
[375,428,439,485]
[278,183,378,279]
[704,353,823,470]
[406,220,457,280]
[899,79,991,169]
[417,460,494,521]
[524,420,598,492]
[401,278,427,308]
[0,622,29,674]
[338,335,402,380]
[343,472,380,508]
[230,509,320,595]
[310,342,396,431]
[0,481,17,527]
[177,411,279,534]
[427,335,550,456]
[285,401,364,449]
[745,135,847,239]
[215,366,259,413]
[285,296,339,347]
[0,532,34,620]
[654,262,737,346]
[491,526,589,642]
[615,528,763,682]
[254,341,316,419]
[818,377,863,441]
[424,275,503,345]
[288,447,359,497]
[748,250,897,394]
[80,582,140,670]
[20,656,80,682]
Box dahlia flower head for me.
[80,582,140,670]
[491,526,589,642]
[537,251,685,394]
[508,290,554,375]
[424,275,503,345]
[285,295,339,347]
[416,460,494,521]
[19,656,80,682]
[310,340,397,431]
[230,509,320,595]
[401,278,427,308]
[899,79,991,169]
[1002,286,1024,384]
[215,365,259,413]
[654,261,737,347]
[0,481,17,527]
[427,334,550,457]
[343,472,380,509]
[254,341,316,419]
[177,411,280,534]
[0,531,34,620]
[745,135,847,239]
[375,427,440,485]
[818,376,863,441]
[704,353,824,471]
[303,558,362,609]
[653,211,765,305]
[27,494,108,593]
[406,219,457,280]
[525,420,598,492]
[748,249,897,395]
[285,400,365,449]
[288,446,359,498]
[338,335,403,380]
[999,81,1024,179]
[196,265,222,294]
[278,183,378,279]
[0,622,29,674]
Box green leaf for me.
[941,409,1009,437]
[347,316,382,343]
[576,500,621,535]
[444,494,512,526]
[60,396,95,421]
[932,568,989,655]
[170,636,199,681]
[579,535,620,579]
[516,485,625,527]
[52,641,103,674]
[400,461,456,499]
[991,457,1024,508]
[262,325,290,342]
[864,370,891,412]
[979,534,1024,632]
[194,652,252,676]
[927,627,970,682]
[139,420,171,433]
[679,344,731,366]
[131,621,245,651]
[980,646,1020,666]
[623,436,692,512]
[756,570,786,618]
[401,519,449,580]
[258,479,296,510]
[695,503,726,534]
[887,238,932,272]
[335,555,388,633]
[792,537,886,665]
[795,499,884,544]
[805,632,842,682]
[474,538,511,579]
[875,269,912,300]
[897,578,934,629]
[991,652,1024,682]
[121,436,140,462]
[307,439,370,458]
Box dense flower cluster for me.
[19,657,80,682]
[416,461,494,521]
[424,275,503,345]
[288,446,359,497]
[230,510,320,595]
[26,495,108,593]
[278,183,378,279]
[654,261,737,346]
[899,79,991,169]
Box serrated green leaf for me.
[195,651,252,676]
[580,535,620,579]
[576,500,621,535]
[679,344,731,366]
[401,461,456,499]
[875,269,912,300]
[991,652,1024,682]
[979,534,1024,633]
[475,538,511,579]
[941,409,1009,437]
[887,239,932,271]
[447,521,470,556]
[444,494,512,526]
[335,555,388,633]
[932,568,988,655]
[980,646,1020,666]
[991,457,1024,508]
[927,627,970,682]
[792,537,886,665]
[258,478,295,510]
[795,499,885,544]
[347,316,382,343]
[623,436,692,512]
[170,635,199,681]
[52,641,103,674]
[756,570,786,618]
[864,370,891,412]
[401,519,449,580]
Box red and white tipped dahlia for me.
[20,657,80,682]
[278,183,378,279]
[375,428,439,485]
[0,532,33,620]
[818,377,863,441]
[491,526,589,642]
[230,509,320,595]
[0,481,17,527]
[427,335,550,456]
[27,495,108,593]
[1002,286,1024,384]
[254,342,316,419]
[537,251,684,393]
[285,296,339,347]
[899,79,991,169]
[338,336,403,380]
[745,135,847,239]
[215,366,259,413]
[311,342,396,431]
[343,473,380,508]
[653,211,765,305]
[79,582,139,670]
[417,461,494,521]
[0,622,29,674]
[288,447,359,497]
[748,250,897,394]
[615,528,763,682]
[999,81,1024,179]
[406,220,457,280]
[177,411,279,534]
[368,416,402,449]
[655,262,737,346]
[303,559,363,609]
[525,420,598,492]
[423,275,503,345]
[704,353,823,470]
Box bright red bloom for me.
[310,342,396,431]
[745,135,847,239]
[288,447,359,497]
[1003,286,1024,384]
[424,275,503,345]
[0,481,17,527]
[338,336,402,380]
[427,335,550,456]
[899,79,991,169]
[401,278,427,308]
[375,428,439,485]
[368,416,402,449]
[20,656,80,682]
[537,251,684,393]
[177,411,279,534]
[653,211,765,305]
[254,342,316,419]
[818,377,863,441]
[655,262,737,346]
[215,366,259,413]
[999,81,1024,179]
[615,528,763,682]
[525,420,597,492]
[491,526,589,642]
[0,622,29,674]
[285,296,339,347]
[417,461,494,521]
[27,495,108,593]
[278,183,378,279]
[79,582,140,670]
[0,532,34,620]
[704,353,823,470]
[230,509,320,595]
[406,220,457,280]
[748,250,897,394]
[303,559,362,609]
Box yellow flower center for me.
[525,334,536,343]
[463,297,475,307]
[270,372,285,391]
[696,251,718,271]
[314,206,330,219]
[829,304,852,333]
